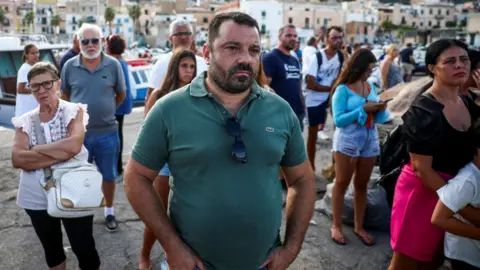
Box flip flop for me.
[139,265,153,270]
[354,231,376,246]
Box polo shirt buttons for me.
[222,111,226,114]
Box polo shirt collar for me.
[189,71,264,99]
[73,52,112,70]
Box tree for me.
[50,14,61,31]
[380,20,397,40]
[23,11,35,33]
[128,5,141,35]
[0,8,6,32]
[446,21,457,28]
[104,7,116,35]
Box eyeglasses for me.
[225,117,247,163]
[330,36,343,41]
[172,31,192,37]
[81,38,100,45]
[30,79,57,92]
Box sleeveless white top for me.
[11,100,89,210]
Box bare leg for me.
[307,125,319,171]
[388,252,422,270]
[50,261,66,270]
[353,156,377,245]
[331,152,357,244]
[139,175,170,269]
[102,181,116,208]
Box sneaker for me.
[318,130,330,140]
[105,215,118,232]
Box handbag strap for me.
[33,114,54,182]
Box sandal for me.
[354,230,376,246]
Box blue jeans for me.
[332,123,380,158]
[84,131,120,182]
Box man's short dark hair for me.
[326,26,343,37]
[307,36,317,46]
[106,34,126,55]
[279,24,296,35]
[406,43,412,47]
[354,43,362,49]
[208,12,260,46]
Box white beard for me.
[81,48,101,59]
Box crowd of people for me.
[8,10,480,270]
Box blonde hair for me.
[386,44,398,55]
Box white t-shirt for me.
[148,51,208,89]
[437,162,480,268]
[11,100,90,210]
[302,45,318,75]
[15,63,39,117]
[305,49,341,107]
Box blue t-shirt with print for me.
[262,49,303,114]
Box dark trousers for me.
[25,209,100,269]
[116,115,125,175]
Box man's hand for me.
[260,246,296,270]
[167,241,206,270]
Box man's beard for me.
[80,48,101,59]
[282,41,295,51]
[209,56,257,94]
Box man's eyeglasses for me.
[81,38,100,45]
[172,31,192,37]
[225,118,247,163]
[330,36,343,41]
[30,79,58,93]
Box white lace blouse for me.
[11,100,90,210]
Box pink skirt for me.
[390,164,452,262]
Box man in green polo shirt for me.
[125,12,316,270]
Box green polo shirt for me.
[131,72,307,270]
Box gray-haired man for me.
[146,19,208,104]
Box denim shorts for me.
[84,131,120,182]
[158,163,170,176]
[332,123,380,158]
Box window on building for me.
[428,21,432,26]
[420,22,423,27]
[438,9,441,15]
[90,7,93,12]
[429,9,432,14]
[289,7,292,11]
[183,17,187,20]
[317,18,320,24]
[401,16,406,24]
[412,22,416,27]
[323,18,328,26]
[386,15,390,21]
[5,7,8,12]
[210,7,214,12]
[72,25,76,30]
[261,11,266,17]
[82,7,85,12]
[203,17,208,23]
[288,17,292,24]
[305,17,310,28]
[261,24,266,34]
[124,18,129,23]
[446,10,449,15]
[437,20,440,26]
[116,27,120,33]
[128,28,132,32]
[421,9,424,15]
[117,18,121,24]
[166,17,170,22]
[305,8,310,11]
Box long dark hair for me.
[23,44,37,63]
[156,48,197,100]
[330,49,377,107]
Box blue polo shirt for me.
[61,53,126,136]
[262,49,304,115]
[116,59,133,116]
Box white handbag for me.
[34,114,105,218]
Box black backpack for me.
[316,50,344,72]
[379,125,409,207]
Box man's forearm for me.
[459,205,480,227]
[283,176,316,255]
[124,172,184,253]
